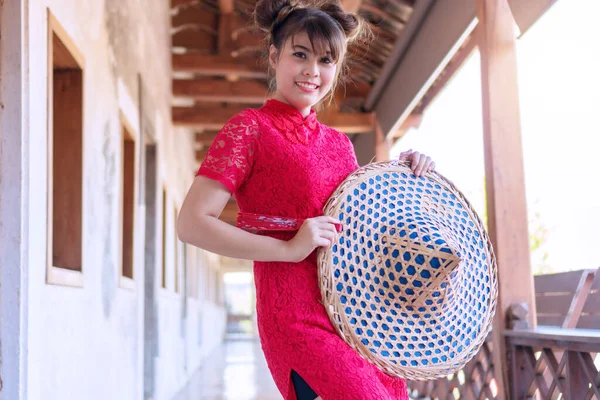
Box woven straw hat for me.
[318,160,498,381]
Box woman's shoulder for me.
[319,123,353,143]
[219,108,264,138]
[226,108,261,126]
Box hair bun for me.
[316,1,366,43]
[254,0,294,33]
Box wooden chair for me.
[534,268,600,329]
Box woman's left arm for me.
[398,149,436,177]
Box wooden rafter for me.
[218,0,233,14]
[172,28,217,50]
[389,113,423,139]
[317,110,375,134]
[170,0,201,10]
[196,132,219,148]
[173,79,268,104]
[196,149,208,160]
[172,77,371,103]
[171,6,217,29]
[172,54,266,79]
[174,105,375,134]
[173,105,249,131]
[413,32,477,115]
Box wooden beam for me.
[413,32,477,115]
[173,105,248,131]
[196,149,208,160]
[196,131,219,147]
[477,0,535,398]
[507,0,558,37]
[172,6,217,29]
[173,79,268,103]
[218,13,236,53]
[218,0,233,14]
[389,113,422,139]
[171,0,200,9]
[172,54,266,79]
[172,14,262,53]
[172,28,216,51]
[362,3,406,31]
[175,105,375,133]
[317,111,375,134]
[374,120,391,161]
[373,0,476,136]
[173,78,370,103]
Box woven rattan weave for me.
[318,160,498,380]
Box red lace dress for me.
[197,99,408,400]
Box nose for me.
[303,61,319,77]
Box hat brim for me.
[318,160,498,381]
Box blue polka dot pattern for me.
[319,161,497,381]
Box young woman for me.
[177,1,435,399]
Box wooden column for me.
[476,0,536,397]
[374,120,391,162]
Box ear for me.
[269,44,279,69]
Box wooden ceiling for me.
[170,0,418,223]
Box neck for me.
[272,92,312,118]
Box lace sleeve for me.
[196,109,259,194]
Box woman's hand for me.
[398,149,436,177]
[283,216,340,263]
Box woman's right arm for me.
[176,175,339,263]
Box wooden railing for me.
[506,327,600,399]
[408,333,498,399]
[408,269,600,400]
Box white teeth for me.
[296,82,318,89]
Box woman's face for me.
[270,31,338,117]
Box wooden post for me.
[375,120,391,162]
[566,351,588,399]
[476,0,537,397]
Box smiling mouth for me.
[295,82,319,90]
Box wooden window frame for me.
[46,9,85,287]
[118,111,138,290]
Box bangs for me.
[284,14,346,62]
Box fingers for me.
[311,216,342,233]
[312,215,339,225]
[410,152,434,176]
[398,149,413,161]
[315,229,336,248]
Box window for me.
[46,10,85,287]
[120,114,136,288]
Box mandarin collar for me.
[262,99,319,145]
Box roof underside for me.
[170,0,556,223]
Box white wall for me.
[0,1,29,399]
[22,1,226,399]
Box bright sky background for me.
[391,0,600,274]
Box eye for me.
[321,57,333,64]
[293,52,306,59]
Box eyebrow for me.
[293,44,332,55]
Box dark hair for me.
[254,0,370,105]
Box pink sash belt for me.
[237,211,342,233]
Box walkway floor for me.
[173,337,281,400]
